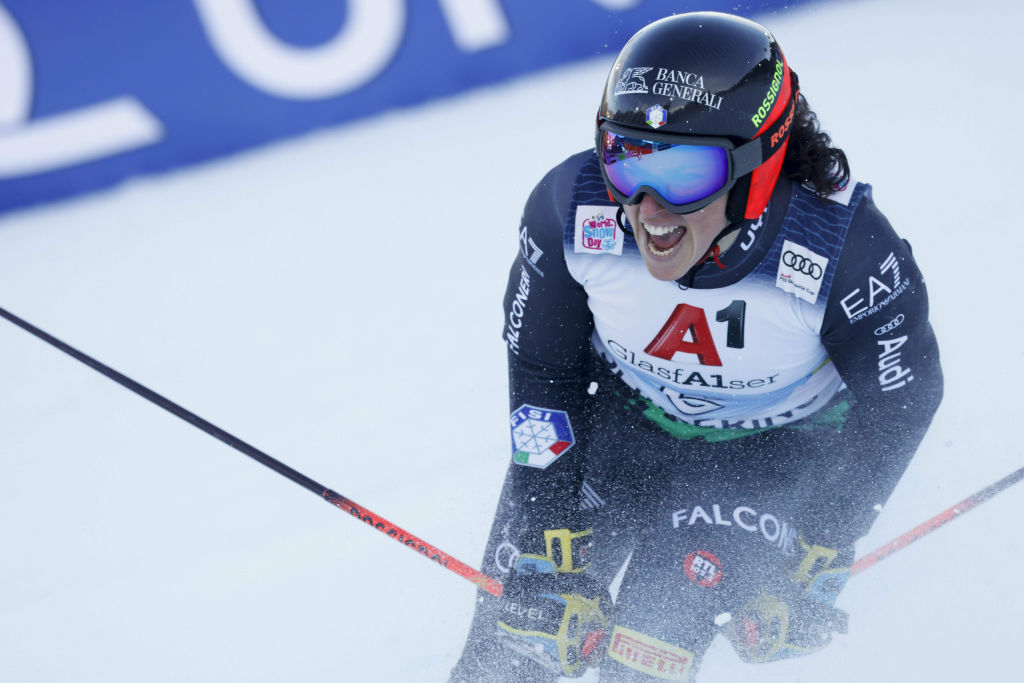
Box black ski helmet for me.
[597,11,799,222]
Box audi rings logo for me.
[776,240,827,305]
[782,250,823,279]
[874,314,905,336]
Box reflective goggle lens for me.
[601,130,730,206]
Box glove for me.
[496,561,612,678]
[723,579,848,663]
[497,571,612,677]
[722,533,853,663]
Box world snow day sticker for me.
[509,405,575,469]
[575,206,623,255]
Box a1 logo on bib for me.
[575,206,623,256]
[509,405,575,469]
[776,239,828,304]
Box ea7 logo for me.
[518,224,543,275]
[841,252,909,322]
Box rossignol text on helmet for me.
[596,12,799,222]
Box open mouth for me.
[643,222,687,257]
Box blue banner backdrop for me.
[0,0,816,215]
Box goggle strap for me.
[733,138,764,178]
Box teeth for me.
[643,222,681,236]
[642,222,683,257]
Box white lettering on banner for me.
[589,0,643,9]
[0,6,163,179]
[442,0,638,51]
[670,504,797,553]
[436,0,510,51]
[195,0,539,98]
[193,0,406,100]
[0,5,30,126]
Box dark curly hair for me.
[782,94,850,197]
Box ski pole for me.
[0,305,504,597]
[7,304,1019,598]
[851,464,1024,576]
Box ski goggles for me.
[597,121,766,215]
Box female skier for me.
[451,11,943,682]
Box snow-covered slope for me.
[1,1,1021,680]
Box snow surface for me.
[1,0,1022,681]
